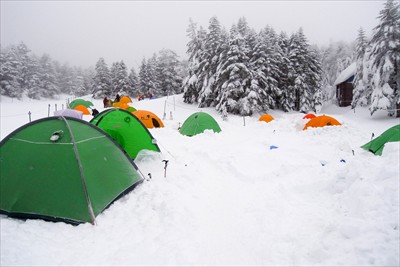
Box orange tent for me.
[303,113,316,119]
[118,103,130,109]
[133,110,164,128]
[120,96,132,103]
[73,104,90,115]
[258,114,274,123]
[303,115,341,130]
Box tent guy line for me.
[9,135,107,145]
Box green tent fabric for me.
[69,99,94,109]
[126,106,137,113]
[0,116,143,225]
[179,112,222,137]
[361,124,400,155]
[90,108,160,159]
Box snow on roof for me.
[334,62,356,85]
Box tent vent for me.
[50,130,64,142]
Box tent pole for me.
[61,116,96,225]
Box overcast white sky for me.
[1,0,384,70]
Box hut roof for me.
[334,63,356,86]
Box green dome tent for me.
[0,116,143,225]
[179,112,222,137]
[90,108,160,159]
[361,124,400,156]
[69,99,94,109]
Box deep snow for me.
[1,94,399,266]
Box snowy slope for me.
[1,94,399,266]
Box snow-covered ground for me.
[1,94,399,266]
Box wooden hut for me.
[334,63,356,107]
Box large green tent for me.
[179,112,222,137]
[0,116,143,225]
[90,108,160,159]
[361,124,400,155]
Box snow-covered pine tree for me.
[307,47,323,113]
[25,55,42,99]
[288,31,306,111]
[261,26,283,109]
[55,63,74,95]
[113,61,131,96]
[237,17,252,58]
[352,27,371,108]
[148,54,160,96]
[182,20,206,103]
[156,49,183,96]
[74,75,86,97]
[276,31,293,112]
[37,54,59,98]
[14,43,32,96]
[129,67,139,96]
[215,24,252,115]
[138,58,148,96]
[0,43,33,99]
[198,16,224,107]
[82,67,94,96]
[288,29,322,112]
[92,57,112,98]
[0,46,21,98]
[247,28,277,113]
[138,57,158,96]
[110,62,119,95]
[368,0,400,116]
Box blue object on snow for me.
[269,145,278,150]
[340,159,346,163]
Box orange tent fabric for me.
[133,110,164,128]
[73,105,90,115]
[118,103,130,109]
[112,102,121,108]
[120,96,132,103]
[303,115,341,130]
[258,114,274,123]
[303,113,316,119]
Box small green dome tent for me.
[68,99,94,109]
[0,116,143,225]
[90,108,160,159]
[179,112,222,137]
[361,124,400,155]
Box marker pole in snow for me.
[162,160,169,178]
[28,111,31,122]
[48,104,51,117]
[163,100,167,120]
[368,133,375,151]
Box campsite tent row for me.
[1,108,397,225]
